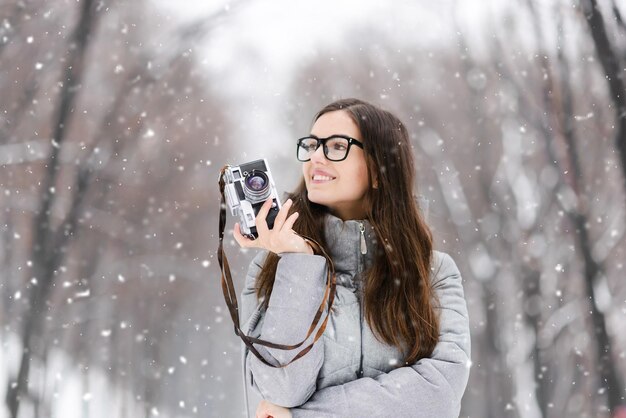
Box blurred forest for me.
[1,0,625,417]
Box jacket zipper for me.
[359,222,367,255]
[357,222,366,377]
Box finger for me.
[256,400,267,413]
[272,198,292,231]
[233,223,256,248]
[281,211,299,232]
[254,198,273,236]
[255,402,269,418]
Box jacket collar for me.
[322,213,378,276]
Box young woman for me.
[234,98,470,418]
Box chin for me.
[306,191,331,207]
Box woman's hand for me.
[234,198,313,255]
[255,400,292,418]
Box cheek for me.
[350,161,370,192]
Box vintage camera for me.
[223,158,282,239]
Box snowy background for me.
[1,0,626,417]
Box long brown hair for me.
[256,98,438,364]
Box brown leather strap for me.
[217,165,336,368]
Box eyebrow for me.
[308,134,358,140]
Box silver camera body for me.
[223,158,282,239]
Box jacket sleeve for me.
[290,252,471,418]
[240,250,329,408]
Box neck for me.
[329,202,368,221]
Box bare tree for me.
[581,0,626,194]
[2,0,250,416]
[5,1,100,416]
[554,15,624,418]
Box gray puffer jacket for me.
[240,214,470,418]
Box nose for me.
[309,142,326,164]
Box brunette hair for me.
[256,98,438,364]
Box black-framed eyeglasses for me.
[296,135,364,162]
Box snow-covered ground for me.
[0,333,143,418]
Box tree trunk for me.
[454,29,524,417]
[556,18,625,415]
[611,1,626,34]
[4,1,98,416]
[521,266,548,418]
[582,0,626,195]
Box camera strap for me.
[217,165,336,368]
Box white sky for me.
[157,0,493,79]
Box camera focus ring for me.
[243,170,271,202]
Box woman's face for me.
[302,110,371,220]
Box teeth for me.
[313,175,334,181]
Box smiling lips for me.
[311,169,336,184]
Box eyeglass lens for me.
[298,137,350,161]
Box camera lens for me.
[246,174,266,191]
[243,170,271,202]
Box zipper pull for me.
[359,222,367,255]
